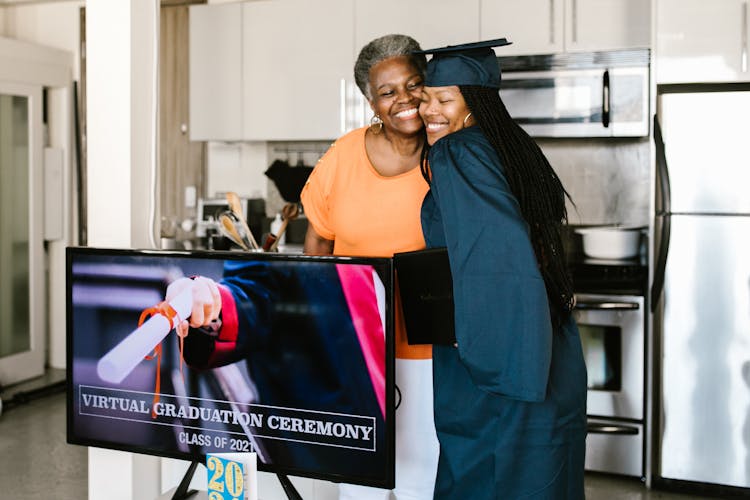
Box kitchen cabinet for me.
[189,2,243,141]
[191,0,652,141]
[481,0,650,56]
[242,0,354,141]
[480,0,564,55]
[190,0,353,142]
[191,0,482,141]
[564,0,650,52]
[247,0,483,140]
[656,0,750,83]
[354,0,479,53]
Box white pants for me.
[338,358,439,500]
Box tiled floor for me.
[0,373,87,499]
[0,372,723,499]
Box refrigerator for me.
[652,87,750,490]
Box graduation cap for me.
[413,38,512,89]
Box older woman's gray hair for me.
[354,34,427,100]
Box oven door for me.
[574,293,644,421]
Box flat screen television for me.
[66,247,395,492]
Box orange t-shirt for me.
[300,127,431,360]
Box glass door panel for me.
[0,83,44,387]
[0,94,30,357]
[579,323,622,391]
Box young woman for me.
[416,40,587,499]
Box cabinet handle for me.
[572,0,578,44]
[743,1,748,72]
[355,88,365,129]
[549,0,555,44]
[362,92,370,128]
[602,70,610,128]
[340,78,347,134]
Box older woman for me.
[416,40,587,499]
[300,34,439,499]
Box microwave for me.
[498,49,650,138]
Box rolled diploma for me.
[97,285,194,384]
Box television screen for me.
[66,247,395,489]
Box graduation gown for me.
[421,126,587,499]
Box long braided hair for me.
[421,85,575,325]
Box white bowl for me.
[575,226,643,260]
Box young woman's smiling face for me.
[418,86,475,145]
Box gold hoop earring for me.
[463,112,473,128]
[370,115,383,134]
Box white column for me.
[86,0,161,498]
[86,0,157,250]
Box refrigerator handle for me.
[650,213,670,313]
[653,114,671,216]
[651,114,671,313]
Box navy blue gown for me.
[421,126,588,499]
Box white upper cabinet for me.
[189,2,243,141]
[564,0,651,52]
[242,0,354,141]
[481,0,564,55]
[190,0,653,141]
[355,0,480,53]
[481,0,650,55]
[656,0,750,83]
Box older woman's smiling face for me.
[368,56,424,137]
[418,85,474,145]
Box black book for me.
[393,247,456,345]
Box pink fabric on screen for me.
[206,285,240,367]
[336,264,386,418]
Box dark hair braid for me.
[458,85,575,324]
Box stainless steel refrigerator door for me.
[659,91,750,214]
[660,214,750,487]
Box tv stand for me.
[160,462,304,500]
[171,460,200,500]
[276,473,303,500]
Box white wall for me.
[205,141,268,201]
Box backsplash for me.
[206,137,651,227]
[539,138,651,226]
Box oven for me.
[575,293,645,477]
[566,246,648,479]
